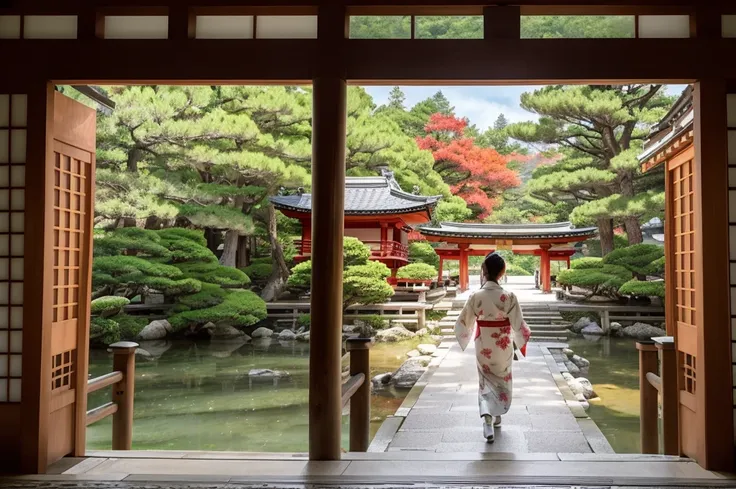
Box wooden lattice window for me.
[672,157,697,394]
[51,350,75,391]
[0,94,26,403]
[52,153,86,324]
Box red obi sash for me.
[474,318,526,356]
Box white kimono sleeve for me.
[454,293,476,351]
[507,292,531,357]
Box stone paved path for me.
[381,281,612,454]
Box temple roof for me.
[417,222,598,240]
[270,172,441,216]
[639,86,693,166]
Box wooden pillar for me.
[459,245,469,292]
[637,341,659,454]
[346,339,372,452]
[380,224,388,256]
[309,4,347,462]
[540,247,551,293]
[301,219,311,256]
[692,77,734,471]
[657,338,679,456]
[111,342,138,450]
[437,256,444,283]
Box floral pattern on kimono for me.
[454,281,530,418]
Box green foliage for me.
[286,260,312,292]
[408,241,440,268]
[176,283,228,310]
[571,257,603,269]
[619,279,665,298]
[520,15,635,39]
[343,261,394,310]
[169,290,267,331]
[297,314,311,329]
[358,315,391,331]
[602,244,665,277]
[433,196,473,223]
[177,261,251,287]
[505,264,532,276]
[90,317,121,346]
[344,237,372,267]
[583,235,629,257]
[90,296,130,316]
[396,263,438,281]
[557,264,631,297]
[115,314,149,339]
[241,263,273,282]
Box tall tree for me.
[508,85,671,253]
[417,113,520,219]
[387,87,406,110]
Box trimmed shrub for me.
[619,279,665,298]
[396,263,438,281]
[408,242,440,268]
[169,290,267,331]
[359,315,391,331]
[241,263,273,282]
[90,296,130,317]
[90,317,120,345]
[602,244,664,278]
[250,256,273,265]
[571,257,603,269]
[343,261,394,310]
[505,264,532,276]
[114,314,149,339]
[583,235,628,257]
[287,260,312,292]
[344,237,372,267]
[556,264,631,298]
[176,283,227,310]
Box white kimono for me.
[454,281,531,417]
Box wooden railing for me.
[86,341,138,450]
[296,239,409,261]
[342,338,373,452]
[637,337,678,455]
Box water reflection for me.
[567,337,641,453]
[87,339,408,452]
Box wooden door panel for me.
[46,92,95,465]
[666,146,697,460]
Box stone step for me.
[529,324,571,331]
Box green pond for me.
[87,337,421,452]
[567,337,641,453]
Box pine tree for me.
[387,87,406,110]
[508,85,672,254]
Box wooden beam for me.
[3,38,736,84]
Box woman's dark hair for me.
[483,252,506,284]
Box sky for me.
[364,84,687,131]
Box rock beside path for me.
[570,354,590,369]
[406,349,421,358]
[137,319,172,340]
[571,317,594,333]
[372,373,392,386]
[622,322,666,339]
[564,361,581,376]
[391,356,431,389]
[417,344,437,356]
[278,329,296,340]
[249,369,289,379]
[581,323,604,335]
[296,331,310,342]
[252,327,274,339]
[208,323,247,340]
[376,325,415,342]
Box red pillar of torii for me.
[418,222,597,294]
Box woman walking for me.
[454,252,531,443]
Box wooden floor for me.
[2,450,731,487]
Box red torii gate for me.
[417,222,598,293]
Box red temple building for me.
[417,222,598,293]
[270,171,441,279]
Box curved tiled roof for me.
[270,174,441,215]
[417,222,598,240]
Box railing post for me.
[637,341,659,454]
[655,336,679,456]
[346,338,372,452]
[111,341,138,450]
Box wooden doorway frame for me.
[1,1,734,474]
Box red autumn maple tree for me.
[416,113,521,219]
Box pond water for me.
[87,338,419,452]
[566,337,641,453]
